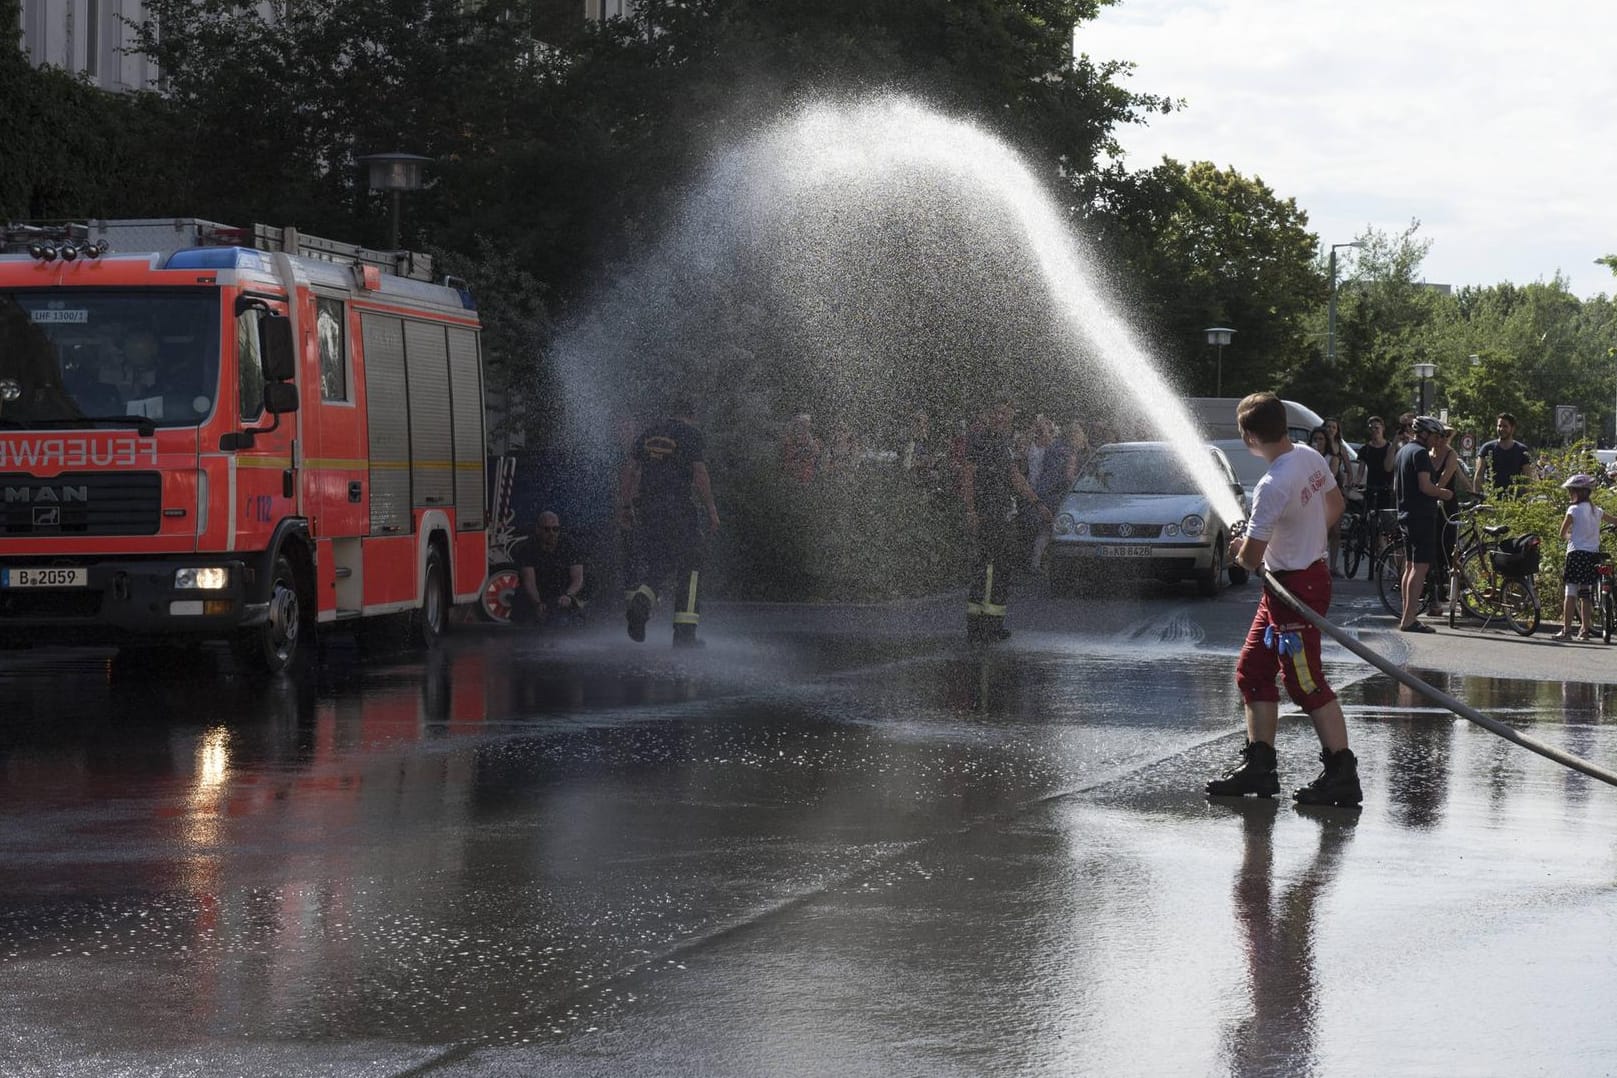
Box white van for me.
[1188,397,1325,444]
[1190,397,1354,494]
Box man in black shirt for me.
[1393,416,1455,632]
[618,399,721,647]
[962,398,1051,643]
[1477,412,1535,494]
[511,512,586,628]
[1358,416,1396,513]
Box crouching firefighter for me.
[618,399,721,648]
[962,398,1051,643]
[1206,393,1363,808]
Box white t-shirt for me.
[1565,501,1608,553]
[1027,443,1048,489]
[1245,444,1338,571]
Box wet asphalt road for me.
[3,580,1617,1076]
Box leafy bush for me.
[1468,442,1615,596]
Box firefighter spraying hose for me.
[1227,517,1617,790]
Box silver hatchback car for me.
[1050,442,1250,596]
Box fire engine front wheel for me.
[232,555,304,674]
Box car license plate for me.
[1,567,88,588]
[1096,545,1153,558]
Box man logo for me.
[643,435,679,461]
[32,506,60,527]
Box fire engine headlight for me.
[175,567,230,590]
[1054,513,1074,536]
[1181,514,1206,538]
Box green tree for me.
[1422,280,1617,446]
[1083,159,1326,396]
[1284,222,1440,429]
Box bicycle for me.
[1446,502,1541,636]
[1338,489,1371,579]
[1595,553,1614,644]
[1375,524,1440,619]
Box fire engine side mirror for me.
[259,314,296,382]
[263,382,299,415]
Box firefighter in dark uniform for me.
[617,399,721,647]
[962,398,1050,642]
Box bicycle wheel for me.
[1342,519,1365,579]
[1605,587,1614,644]
[1377,546,1405,617]
[1501,578,1539,636]
[1455,545,1497,622]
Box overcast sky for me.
[1078,0,1617,299]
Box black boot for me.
[1205,739,1280,798]
[1293,748,1363,807]
[626,590,652,643]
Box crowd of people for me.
[505,397,1609,653]
[777,406,1124,571]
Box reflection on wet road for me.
[2,604,1616,1075]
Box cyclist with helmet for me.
[1553,474,1613,641]
[1393,416,1455,632]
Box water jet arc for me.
[737,98,1248,527]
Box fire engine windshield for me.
[0,290,221,429]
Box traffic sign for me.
[1460,432,1476,454]
[1556,404,1578,434]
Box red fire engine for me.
[0,219,488,671]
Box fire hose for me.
[1255,563,1617,789]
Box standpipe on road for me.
[1260,568,1617,790]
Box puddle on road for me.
[0,629,1614,1068]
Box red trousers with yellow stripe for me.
[1235,560,1337,713]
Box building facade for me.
[585,0,636,20]
[17,0,629,95]
[18,0,159,91]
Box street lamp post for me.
[1327,241,1364,365]
[358,152,432,250]
[1413,362,1437,415]
[1205,327,1235,396]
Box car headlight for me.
[175,567,230,590]
[1180,514,1206,537]
[1054,513,1074,536]
[1073,521,1089,537]
[1164,523,1180,537]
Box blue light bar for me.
[163,247,267,272]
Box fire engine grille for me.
[0,590,103,619]
[0,472,163,536]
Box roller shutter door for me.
[447,328,485,530]
[404,321,453,510]
[361,313,411,535]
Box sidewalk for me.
[1330,575,1617,684]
